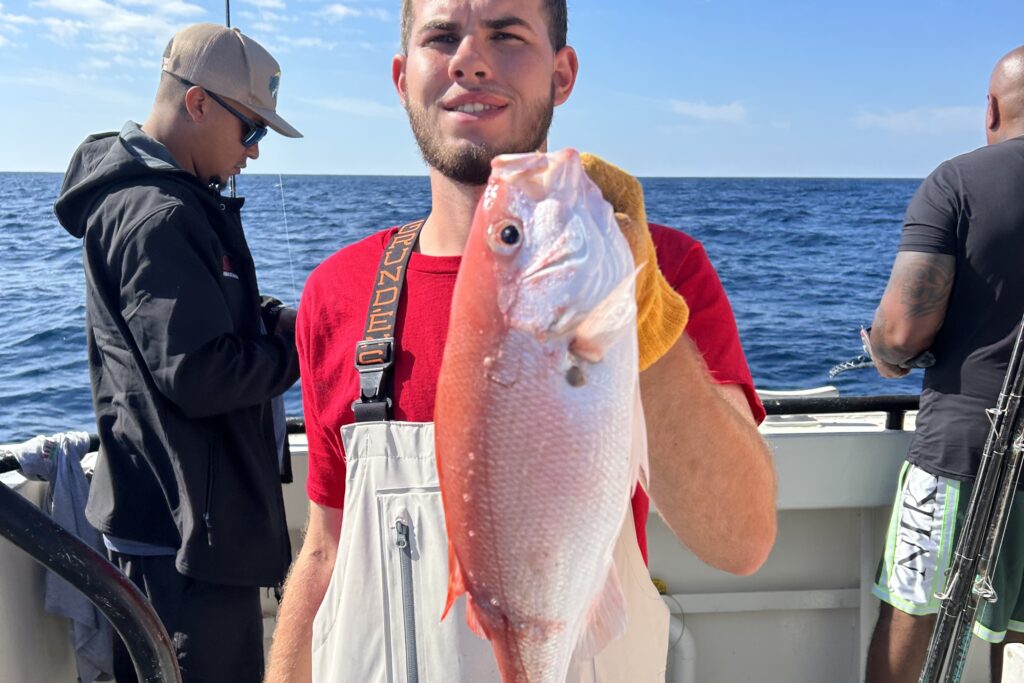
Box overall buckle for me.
[352,338,394,419]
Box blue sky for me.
[1,0,1021,177]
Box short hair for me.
[400,0,567,53]
[155,70,189,116]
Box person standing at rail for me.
[864,45,1024,683]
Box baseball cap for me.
[162,23,302,138]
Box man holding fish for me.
[267,1,776,681]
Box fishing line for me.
[828,355,874,378]
[278,174,300,307]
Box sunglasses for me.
[176,76,268,148]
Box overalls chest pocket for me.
[378,487,449,682]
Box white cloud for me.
[323,4,358,20]
[670,99,747,123]
[84,34,155,58]
[0,13,34,40]
[27,0,214,60]
[237,5,298,36]
[322,3,390,22]
[40,17,87,44]
[853,106,982,135]
[117,0,204,17]
[0,69,143,105]
[299,95,403,119]
[0,3,36,23]
[241,0,286,8]
[278,35,335,49]
[257,10,295,22]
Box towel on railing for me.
[14,432,114,683]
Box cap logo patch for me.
[269,72,281,102]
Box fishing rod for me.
[919,313,1024,682]
[222,0,299,306]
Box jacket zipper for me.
[394,519,419,683]
[203,451,215,546]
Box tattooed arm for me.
[868,251,955,378]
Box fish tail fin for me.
[442,541,491,640]
[575,564,629,660]
[632,379,650,493]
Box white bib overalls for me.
[310,223,670,682]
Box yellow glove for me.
[581,152,689,371]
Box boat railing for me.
[0,397,919,478]
[0,395,921,481]
[0,457,181,681]
[760,394,919,430]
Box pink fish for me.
[435,149,647,682]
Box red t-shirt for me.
[297,223,764,562]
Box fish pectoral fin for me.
[443,542,491,640]
[574,563,629,660]
[569,266,641,363]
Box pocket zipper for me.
[394,519,419,683]
[203,453,215,546]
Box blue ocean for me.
[0,172,923,443]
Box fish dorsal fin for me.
[632,379,650,493]
[569,266,641,363]
[443,540,490,640]
[574,563,628,660]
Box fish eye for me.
[499,224,520,246]
[488,219,523,254]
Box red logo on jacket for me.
[222,255,239,280]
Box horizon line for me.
[0,170,927,182]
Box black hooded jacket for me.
[54,124,299,586]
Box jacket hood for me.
[54,122,196,238]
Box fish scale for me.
[435,149,642,682]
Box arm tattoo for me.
[870,252,954,366]
[898,255,954,319]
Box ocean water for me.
[0,172,922,443]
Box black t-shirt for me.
[902,136,1024,481]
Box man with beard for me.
[265,1,776,681]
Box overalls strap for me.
[352,219,425,422]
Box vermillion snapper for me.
[435,148,648,682]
